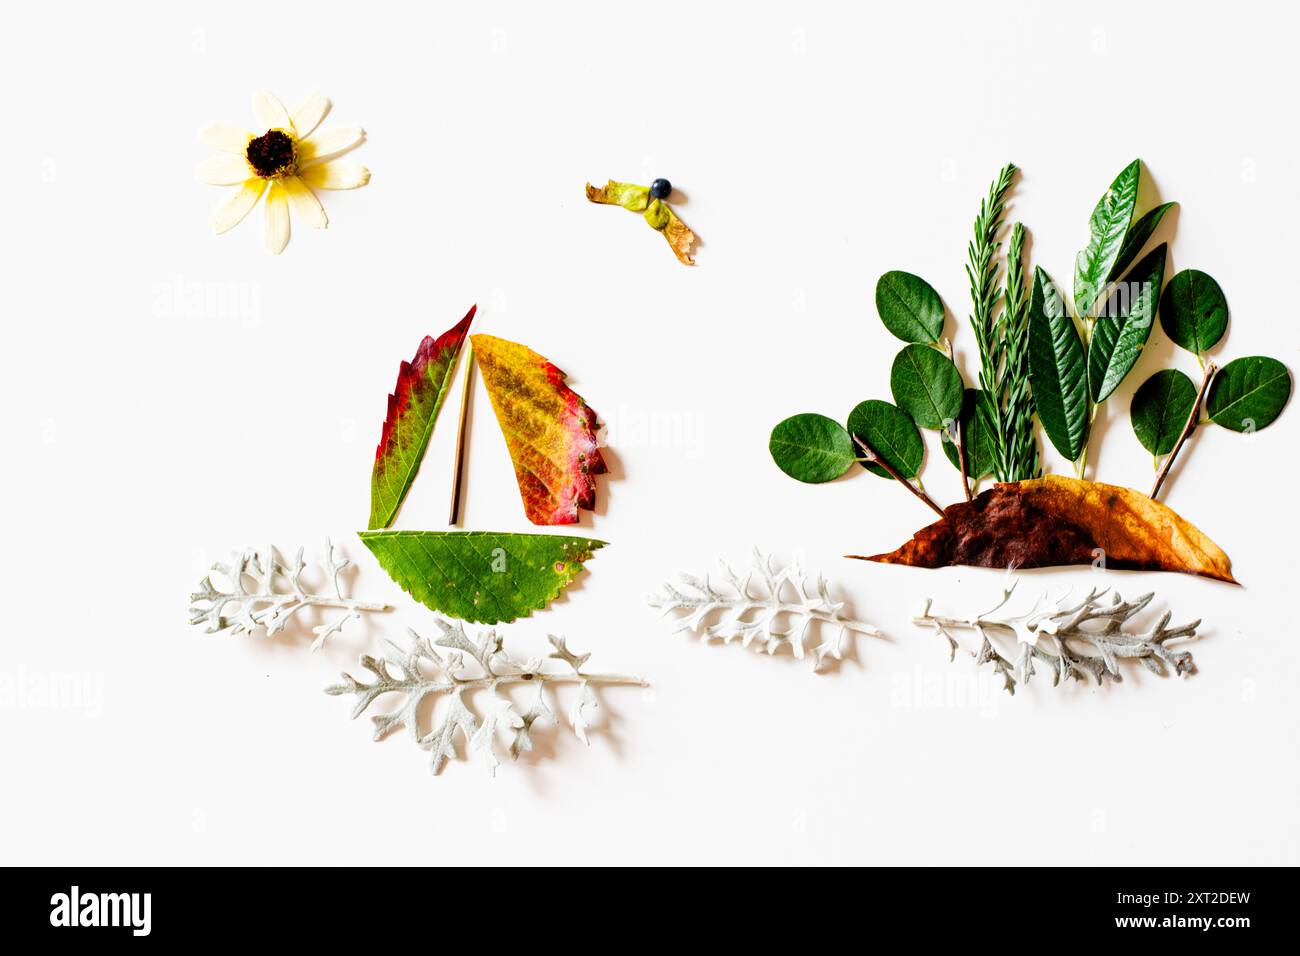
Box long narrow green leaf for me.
[1087,243,1167,403]
[1108,201,1176,284]
[1027,267,1088,461]
[940,388,997,480]
[1074,159,1141,318]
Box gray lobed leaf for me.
[188,538,390,650]
[325,622,645,776]
[913,578,1200,695]
[647,548,882,673]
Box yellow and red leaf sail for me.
[368,306,475,529]
[471,333,606,525]
[852,475,1236,583]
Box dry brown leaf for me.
[660,206,696,265]
[851,475,1236,583]
[644,197,695,265]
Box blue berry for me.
[649,178,672,199]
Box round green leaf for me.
[769,413,856,483]
[1206,356,1292,432]
[875,271,944,344]
[846,399,924,480]
[1130,369,1197,456]
[941,389,996,479]
[890,344,964,430]
[1160,269,1228,355]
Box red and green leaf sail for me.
[471,333,607,525]
[368,306,476,529]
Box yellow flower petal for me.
[298,127,365,166]
[292,93,331,140]
[198,121,253,154]
[196,153,254,185]
[300,160,371,190]
[282,176,328,229]
[264,180,290,254]
[252,90,292,132]
[209,179,267,234]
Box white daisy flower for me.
[196,91,370,254]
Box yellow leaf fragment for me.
[585,179,650,211]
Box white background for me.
[2,0,1297,866]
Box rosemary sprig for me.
[965,163,1039,483]
[965,163,1016,479]
[1000,222,1039,480]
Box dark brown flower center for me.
[245,129,297,178]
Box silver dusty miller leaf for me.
[912,575,1200,696]
[188,538,390,650]
[647,548,882,672]
[325,619,646,776]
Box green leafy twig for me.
[1072,161,1168,478]
[1134,266,1291,499]
[770,161,1290,511]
